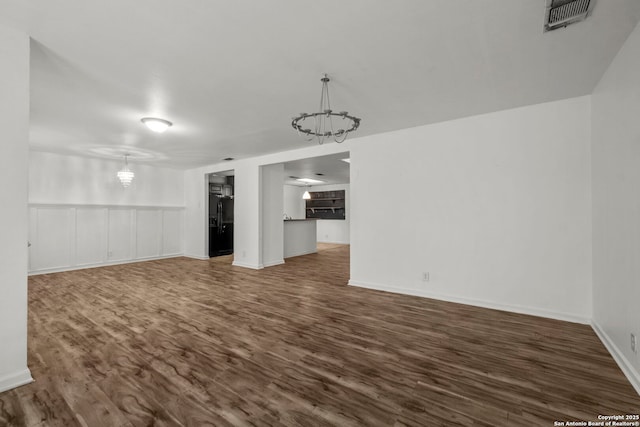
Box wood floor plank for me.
[0,244,638,425]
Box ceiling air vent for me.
[544,0,595,32]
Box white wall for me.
[0,25,32,392]
[28,152,185,274]
[349,96,593,323]
[261,163,284,267]
[231,161,262,268]
[591,22,640,393]
[312,184,350,244]
[283,185,305,219]
[184,97,592,324]
[29,151,184,206]
[184,168,207,259]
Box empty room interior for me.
[2,1,640,425]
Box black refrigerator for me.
[209,195,234,257]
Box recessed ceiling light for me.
[341,158,350,163]
[297,178,325,184]
[141,117,172,133]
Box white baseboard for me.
[184,254,210,261]
[231,261,263,270]
[348,280,590,325]
[0,368,33,393]
[592,321,640,396]
[29,254,184,275]
[284,249,318,259]
[263,259,285,268]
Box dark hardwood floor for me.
[1,244,638,426]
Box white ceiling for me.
[1,0,639,169]
[284,152,350,186]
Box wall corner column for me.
[0,25,33,392]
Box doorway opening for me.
[282,152,350,260]
[207,170,234,258]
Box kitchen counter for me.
[283,219,317,258]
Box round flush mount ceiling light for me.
[141,117,172,133]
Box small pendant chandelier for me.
[291,74,361,145]
[117,154,135,187]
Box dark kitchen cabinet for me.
[305,190,345,220]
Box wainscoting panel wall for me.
[108,208,134,262]
[31,207,74,271]
[28,205,184,274]
[76,208,107,266]
[162,210,183,256]
[136,209,162,259]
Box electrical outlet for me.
[108,250,113,258]
[242,250,246,258]
[631,333,637,354]
[422,272,429,282]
